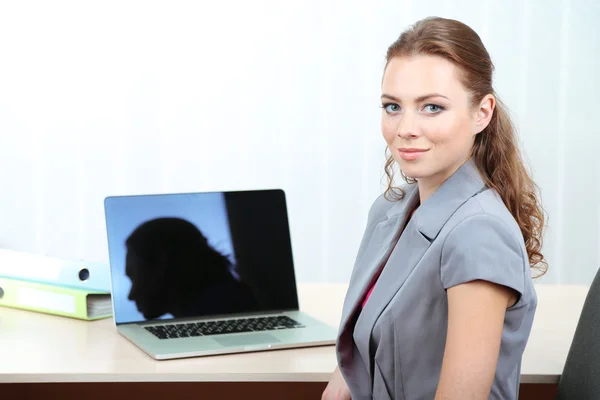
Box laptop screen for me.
[104,189,299,325]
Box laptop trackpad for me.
[214,333,280,348]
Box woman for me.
[322,17,546,400]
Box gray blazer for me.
[336,159,537,400]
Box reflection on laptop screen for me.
[104,189,299,325]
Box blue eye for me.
[424,104,444,113]
[382,103,400,113]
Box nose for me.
[395,113,419,139]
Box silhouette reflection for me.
[124,217,258,320]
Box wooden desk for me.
[0,283,589,399]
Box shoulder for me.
[439,188,529,297]
[443,188,525,253]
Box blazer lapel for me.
[336,185,419,367]
[352,211,432,376]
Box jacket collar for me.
[386,158,487,240]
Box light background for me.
[0,0,598,284]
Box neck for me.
[416,180,439,205]
[416,158,470,204]
[417,172,451,204]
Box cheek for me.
[424,126,454,145]
[381,118,396,144]
[425,115,470,147]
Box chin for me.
[143,311,160,320]
[396,161,429,180]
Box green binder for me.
[0,275,112,320]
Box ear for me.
[473,94,495,135]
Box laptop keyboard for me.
[144,315,305,340]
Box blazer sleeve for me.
[440,214,526,301]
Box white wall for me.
[0,0,598,284]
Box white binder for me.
[0,249,111,292]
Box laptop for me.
[103,188,337,360]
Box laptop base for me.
[117,310,337,360]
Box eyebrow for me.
[381,93,449,103]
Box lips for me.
[397,148,429,161]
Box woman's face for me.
[125,250,168,320]
[381,55,493,191]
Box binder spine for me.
[0,277,89,319]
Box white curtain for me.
[0,0,598,284]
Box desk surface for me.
[0,283,588,384]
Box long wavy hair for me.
[383,17,547,277]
